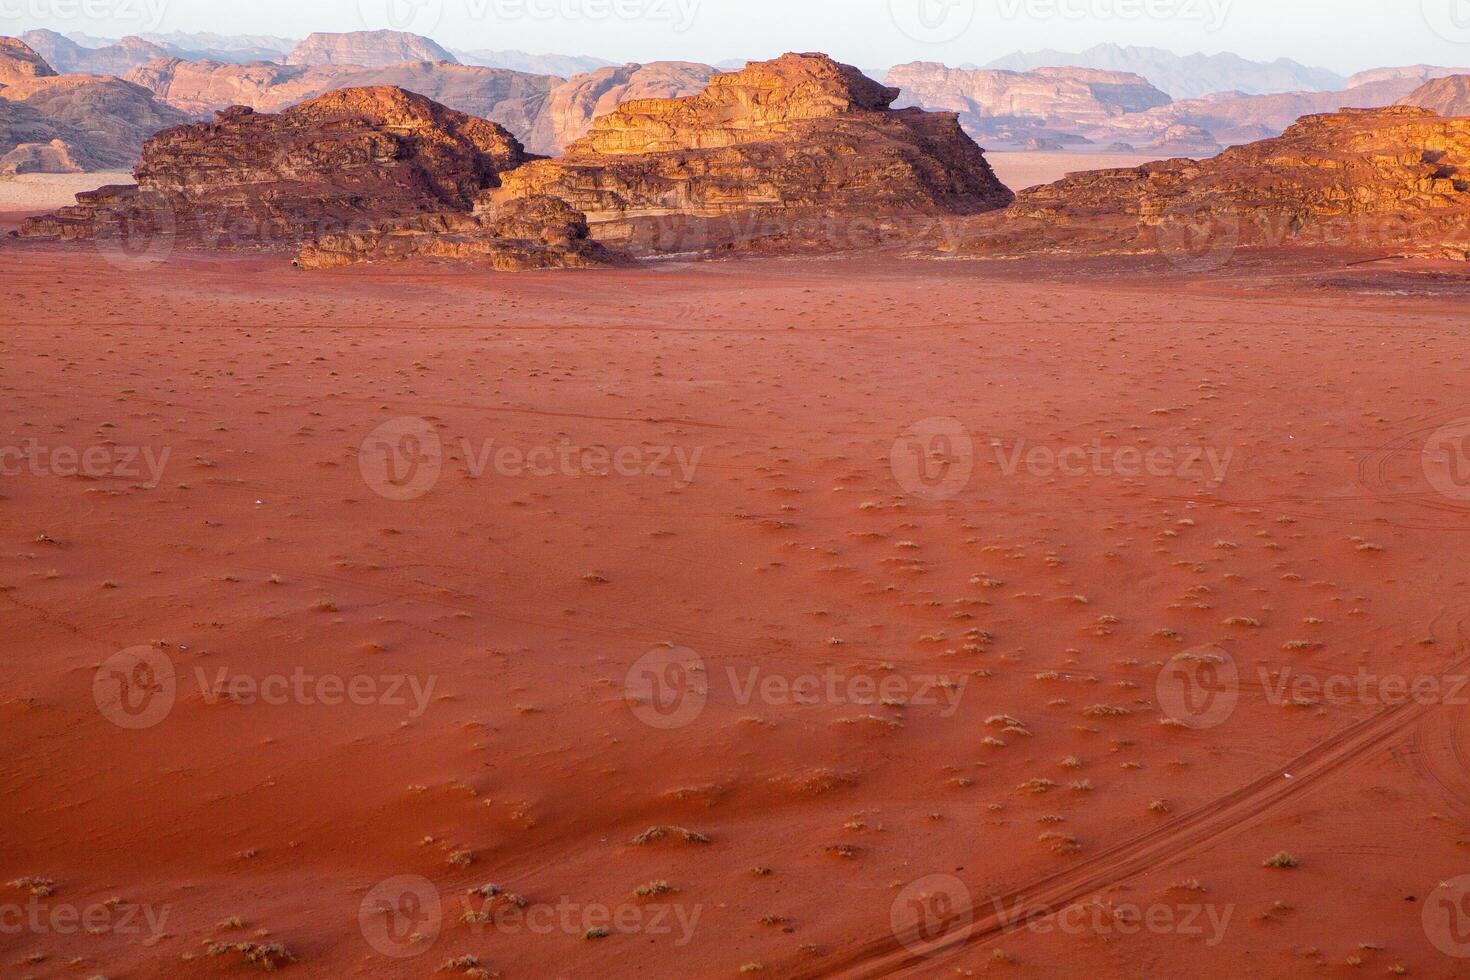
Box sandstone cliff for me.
[496,53,1014,254]
[295,193,620,270]
[16,86,530,246]
[965,106,1470,261]
[888,62,1170,144]
[521,61,716,154]
[0,37,189,171]
[127,57,558,137]
[284,31,457,68]
[1402,75,1470,117]
[19,31,172,76]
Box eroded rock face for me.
[126,57,559,136]
[521,61,716,154]
[18,31,172,76]
[17,86,531,247]
[497,52,1014,253]
[889,62,1170,144]
[0,36,57,83]
[964,106,1470,261]
[284,31,457,68]
[1402,75,1470,117]
[0,38,189,170]
[295,193,620,270]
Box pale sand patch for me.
[986,151,1170,192]
[0,170,131,214]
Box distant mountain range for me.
[452,49,615,76]
[982,44,1346,99]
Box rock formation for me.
[0,37,188,171]
[0,36,56,83]
[16,86,531,246]
[964,106,1470,262]
[19,30,172,76]
[984,44,1345,99]
[496,53,1014,254]
[127,57,558,137]
[295,193,620,270]
[888,63,1170,144]
[283,31,457,68]
[1402,75,1470,117]
[521,61,716,154]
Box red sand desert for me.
[3,242,1470,978]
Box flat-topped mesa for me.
[496,52,1014,254]
[17,86,533,247]
[964,105,1470,262]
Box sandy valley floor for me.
[2,242,1470,977]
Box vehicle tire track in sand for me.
[798,661,1470,979]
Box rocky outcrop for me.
[453,49,615,78]
[496,53,1014,254]
[1402,75,1470,117]
[964,106,1470,261]
[19,31,172,76]
[295,193,620,270]
[127,57,558,137]
[522,61,716,154]
[984,44,1345,99]
[0,36,57,83]
[1117,78,1432,147]
[284,31,457,68]
[1349,65,1470,88]
[0,37,188,170]
[16,86,531,247]
[0,137,81,174]
[889,62,1170,144]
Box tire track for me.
[797,659,1470,979]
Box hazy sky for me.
[9,0,1470,73]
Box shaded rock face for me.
[0,38,189,170]
[888,63,1171,144]
[965,106,1470,261]
[0,37,57,83]
[1402,75,1470,117]
[126,58,558,140]
[0,137,81,174]
[16,86,531,247]
[295,193,620,270]
[497,53,1014,254]
[19,31,171,76]
[522,61,716,155]
[284,31,457,68]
